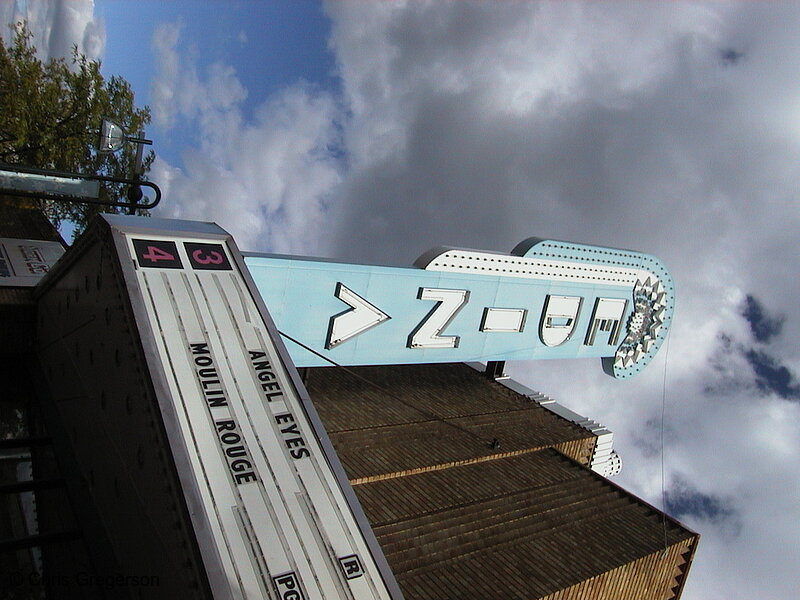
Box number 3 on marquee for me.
[184,242,232,270]
[192,249,224,265]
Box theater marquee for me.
[245,237,674,379]
[105,217,401,600]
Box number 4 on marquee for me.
[143,245,175,262]
[132,239,183,269]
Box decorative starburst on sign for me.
[614,277,667,368]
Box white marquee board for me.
[113,219,400,600]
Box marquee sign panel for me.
[244,237,674,379]
[106,217,401,600]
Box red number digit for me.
[143,245,176,262]
[192,249,224,265]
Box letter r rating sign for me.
[339,554,365,579]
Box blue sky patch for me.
[742,295,784,343]
[745,349,800,400]
[666,475,736,523]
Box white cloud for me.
[320,2,800,599]
[150,23,342,255]
[151,21,247,134]
[0,0,104,61]
[150,21,182,130]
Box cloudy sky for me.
[4,1,799,598]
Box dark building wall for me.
[0,204,65,354]
[0,206,96,597]
[32,219,213,598]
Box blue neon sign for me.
[244,237,674,378]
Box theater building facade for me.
[0,206,697,599]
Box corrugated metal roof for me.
[306,363,699,600]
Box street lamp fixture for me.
[98,119,152,156]
[98,118,153,213]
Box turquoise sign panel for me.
[243,237,674,378]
